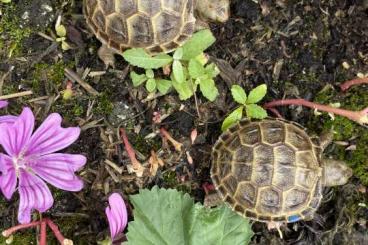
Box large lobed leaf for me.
[122,48,173,69]
[124,186,253,245]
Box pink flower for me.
[0,107,86,224]
[105,193,128,241]
[0,100,17,125]
[0,100,8,109]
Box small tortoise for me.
[83,0,230,67]
[211,118,352,229]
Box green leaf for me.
[231,85,247,105]
[146,78,157,92]
[55,24,67,37]
[123,48,173,69]
[181,29,216,60]
[246,104,268,119]
[204,63,220,78]
[173,60,185,83]
[130,71,147,87]
[173,47,183,60]
[199,78,218,102]
[145,69,154,79]
[188,59,205,79]
[246,84,267,104]
[156,79,172,94]
[172,78,195,100]
[125,186,253,245]
[221,106,244,131]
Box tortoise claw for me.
[98,44,116,69]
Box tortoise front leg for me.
[97,44,116,69]
[319,130,334,150]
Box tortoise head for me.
[196,0,230,23]
[322,159,353,186]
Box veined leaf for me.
[146,78,156,92]
[125,186,253,245]
[231,85,247,105]
[200,78,218,102]
[221,106,244,132]
[188,59,205,79]
[123,48,173,69]
[173,60,185,83]
[130,71,147,87]
[156,79,172,94]
[181,29,216,60]
[246,104,268,119]
[247,84,267,104]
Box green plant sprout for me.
[55,15,71,51]
[0,0,11,3]
[123,29,220,102]
[222,84,268,131]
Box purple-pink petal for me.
[25,113,80,156]
[0,153,17,200]
[105,193,128,241]
[0,100,8,109]
[17,170,54,224]
[0,107,34,156]
[0,115,17,125]
[31,153,86,191]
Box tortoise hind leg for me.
[98,44,116,69]
[319,130,334,150]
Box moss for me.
[93,93,114,116]
[311,86,368,185]
[0,231,36,244]
[0,3,32,57]
[32,61,72,91]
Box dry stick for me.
[339,77,368,91]
[64,68,100,96]
[2,221,42,237]
[160,128,183,152]
[0,91,33,100]
[263,99,368,125]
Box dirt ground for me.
[0,0,367,244]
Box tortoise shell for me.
[83,0,195,54]
[211,119,324,223]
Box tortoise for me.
[83,0,230,67]
[210,118,352,229]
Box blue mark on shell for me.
[287,215,301,222]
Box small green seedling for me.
[1,0,12,3]
[123,29,219,101]
[55,15,71,51]
[222,84,268,131]
[130,69,172,95]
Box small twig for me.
[64,68,99,96]
[339,77,368,91]
[0,91,33,100]
[264,99,368,125]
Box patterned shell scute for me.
[83,0,195,54]
[211,119,323,222]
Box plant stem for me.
[119,128,145,176]
[263,99,368,125]
[40,219,47,245]
[339,77,368,91]
[45,218,73,245]
[2,221,41,237]
[160,128,183,151]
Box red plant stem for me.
[40,219,47,245]
[45,218,72,245]
[263,99,364,123]
[339,77,368,91]
[2,221,41,237]
[267,107,284,119]
[119,128,143,170]
[160,128,183,151]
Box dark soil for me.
[0,0,367,244]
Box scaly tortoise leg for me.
[98,44,116,69]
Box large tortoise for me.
[211,118,352,230]
[83,0,230,67]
